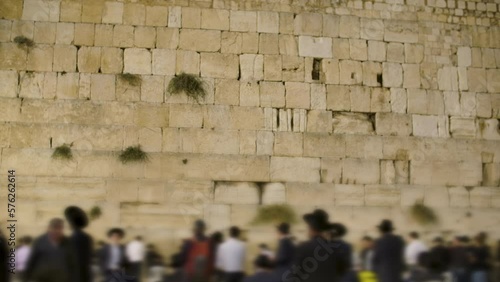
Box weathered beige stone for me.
[240,54,263,81]
[412,115,439,137]
[34,22,56,44]
[169,104,203,128]
[215,181,260,205]
[345,135,382,160]
[77,47,101,73]
[140,76,164,103]
[438,66,459,91]
[0,70,18,98]
[220,32,242,54]
[376,113,412,136]
[257,11,279,34]
[368,41,386,62]
[326,85,350,111]
[179,29,221,52]
[410,161,482,186]
[279,35,298,56]
[483,163,500,187]
[362,61,381,87]
[175,50,199,75]
[274,132,303,156]
[230,11,257,32]
[306,110,332,133]
[134,26,156,48]
[361,18,384,40]
[200,53,238,79]
[201,9,229,30]
[294,13,322,36]
[386,43,404,63]
[113,25,134,47]
[486,69,500,93]
[403,64,420,89]
[287,183,334,205]
[343,159,380,185]
[90,74,115,101]
[74,23,94,46]
[339,60,362,85]
[339,16,359,38]
[146,5,168,26]
[333,113,373,135]
[215,79,239,105]
[350,39,367,61]
[240,81,260,107]
[334,184,364,206]
[27,45,53,72]
[123,3,145,26]
[322,14,339,37]
[22,0,60,22]
[270,156,320,182]
[262,55,282,81]
[116,76,139,101]
[382,63,403,87]
[384,20,418,43]
[181,7,200,29]
[260,81,285,108]
[100,47,123,74]
[450,117,476,138]
[55,23,74,45]
[404,43,424,64]
[152,49,175,76]
[102,2,123,24]
[350,86,371,112]
[241,33,259,53]
[303,133,345,158]
[53,45,77,72]
[94,24,113,47]
[124,48,151,75]
[56,73,79,99]
[298,36,332,58]
[365,185,400,206]
[81,1,104,23]
[156,27,179,49]
[320,158,342,184]
[285,82,310,109]
[168,6,182,28]
[259,33,279,54]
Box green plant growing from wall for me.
[14,36,35,48]
[89,206,102,221]
[167,72,207,103]
[251,204,298,225]
[52,144,73,161]
[119,73,142,87]
[119,145,149,164]
[410,201,438,226]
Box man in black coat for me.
[98,228,129,281]
[23,218,79,282]
[65,206,94,282]
[372,219,405,282]
[274,223,295,274]
[281,209,338,282]
[429,237,450,274]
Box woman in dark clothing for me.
[65,206,94,282]
[470,233,491,282]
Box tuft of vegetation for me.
[52,144,73,161]
[119,73,142,87]
[119,145,149,164]
[167,73,207,102]
[410,202,438,226]
[251,204,298,225]
[89,206,102,221]
[14,36,35,48]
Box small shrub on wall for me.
[14,36,35,48]
[52,144,73,161]
[119,73,142,87]
[119,145,149,164]
[89,206,102,221]
[410,201,438,226]
[167,72,207,103]
[251,204,298,225]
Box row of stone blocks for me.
[1,148,499,186]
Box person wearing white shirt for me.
[126,236,146,282]
[16,236,32,274]
[405,232,428,267]
[216,226,246,282]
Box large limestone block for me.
[403,64,420,88]
[230,204,259,228]
[375,113,412,136]
[59,1,81,22]
[200,53,238,79]
[19,72,44,98]
[298,36,332,58]
[0,0,22,19]
[134,26,156,48]
[100,47,123,74]
[56,73,79,99]
[343,159,380,185]
[152,49,175,76]
[273,132,303,156]
[221,32,242,54]
[214,182,260,204]
[382,63,403,87]
[27,45,53,72]
[383,20,418,43]
[412,115,440,137]
[350,39,367,61]
[90,74,115,101]
[334,184,364,206]
[179,29,221,52]
[230,11,257,32]
[258,33,279,54]
[339,16,360,38]
[332,113,374,135]
[74,23,94,46]
[294,13,322,36]
[476,93,492,118]
[478,119,500,140]
[320,158,342,184]
[410,161,482,186]
[450,117,476,138]
[457,47,471,67]
[285,82,310,109]
[404,44,424,64]
[386,43,404,63]
[365,185,401,207]
[448,187,470,208]
[34,22,56,44]
[279,35,298,56]
[168,6,181,28]
[482,163,500,187]
[368,41,386,62]
[0,70,18,98]
[204,204,231,231]
[390,88,407,114]
[262,182,286,204]
[470,187,496,208]
[286,183,334,205]
[306,110,332,133]
[345,135,382,160]
[303,133,345,158]
[201,9,229,30]
[53,45,77,72]
[256,131,274,155]
[175,50,199,75]
[124,48,151,75]
[438,67,459,91]
[350,86,371,113]
[270,156,320,183]
[370,88,390,112]
[157,27,179,49]
[240,54,264,81]
[257,11,279,34]
[169,104,203,128]
[326,85,350,111]
[102,1,123,24]
[339,60,362,85]
[22,0,60,22]
[260,81,285,107]
[113,25,134,47]
[486,69,500,93]
[78,47,101,73]
[263,55,282,81]
[240,81,259,107]
[140,75,164,103]
[181,128,239,155]
[146,5,169,26]
[214,79,239,105]
[360,18,384,40]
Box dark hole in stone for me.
[351,72,355,79]
[312,58,322,80]
[182,159,188,164]
[377,73,383,85]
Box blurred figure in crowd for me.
[428,237,450,274]
[0,229,10,282]
[16,236,32,278]
[283,209,337,282]
[65,206,93,282]
[469,232,491,282]
[373,219,405,282]
[216,226,246,282]
[98,228,128,281]
[329,223,354,282]
[179,219,214,282]
[405,232,428,271]
[360,236,375,271]
[495,239,500,282]
[126,236,146,281]
[243,255,278,282]
[144,244,164,282]
[211,231,225,282]
[449,236,470,282]
[258,243,274,260]
[23,218,78,282]
[406,252,444,282]
[274,222,294,275]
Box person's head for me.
[432,237,444,246]
[64,206,89,230]
[303,209,329,238]
[475,232,487,245]
[20,236,32,246]
[210,231,224,244]
[48,218,65,241]
[277,222,290,237]
[193,219,206,237]
[361,236,374,249]
[254,254,274,271]
[377,219,394,234]
[107,228,125,245]
[229,226,241,239]
[409,231,419,240]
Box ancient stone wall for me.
[0,0,499,258]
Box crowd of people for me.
[0,206,499,282]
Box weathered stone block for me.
[339,16,359,38]
[22,0,60,22]
[74,23,94,46]
[386,43,404,63]
[482,163,500,187]
[90,74,115,101]
[339,60,362,85]
[326,85,350,111]
[53,45,77,72]
[134,26,156,48]
[176,50,199,75]
[410,161,482,186]
[412,115,439,137]
[55,23,74,44]
[220,32,242,54]
[0,70,18,98]
[333,113,374,135]
[112,25,134,47]
[56,73,79,99]
[215,79,239,105]
[257,11,279,34]
[382,63,403,87]
[384,20,418,43]
[404,43,424,64]
[124,48,151,75]
[27,45,53,72]
[457,46,471,67]
[167,6,181,28]
[376,113,412,136]
[343,159,380,185]
[370,88,390,112]
[263,55,282,81]
[151,49,175,76]
[77,47,101,73]
[285,82,310,109]
[360,18,384,40]
[179,29,221,52]
[100,47,123,74]
[240,81,259,107]
[368,41,386,62]
[270,156,322,184]
[279,35,298,56]
[260,81,285,108]
[181,7,200,29]
[169,104,203,128]
[287,183,334,205]
[156,27,179,49]
[200,53,238,79]
[241,33,259,53]
[438,66,459,91]
[365,185,400,206]
[450,117,476,138]
[303,133,344,158]
[102,1,123,24]
[273,132,303,156]
[298,36,332,58]
[146,5,168,26]
[259,33,279,54]
[345,135,382,160]
[230,11,257,32]
[201,9,229,30]
[34,22,56,44]
[240,54,263,81]
[322,14,339,37]
[306,110,332,133]
[123,3,145,25]
[140,76,164,103]
[294,13,322,36]
[486,69,500,93]
[334,184,364,206]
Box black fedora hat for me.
[107,228,125,238]
[303,209,330,232]
[64,206,89,229]
[329,222,347,237]
[377,219,394,232]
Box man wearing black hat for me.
[98,228,128,281]
[64,206,94,282]
[274,223,295,275]
[329,223,353,282]
[372,219,405,282]
[281,209,338,282]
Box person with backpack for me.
[179,220,214,282]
